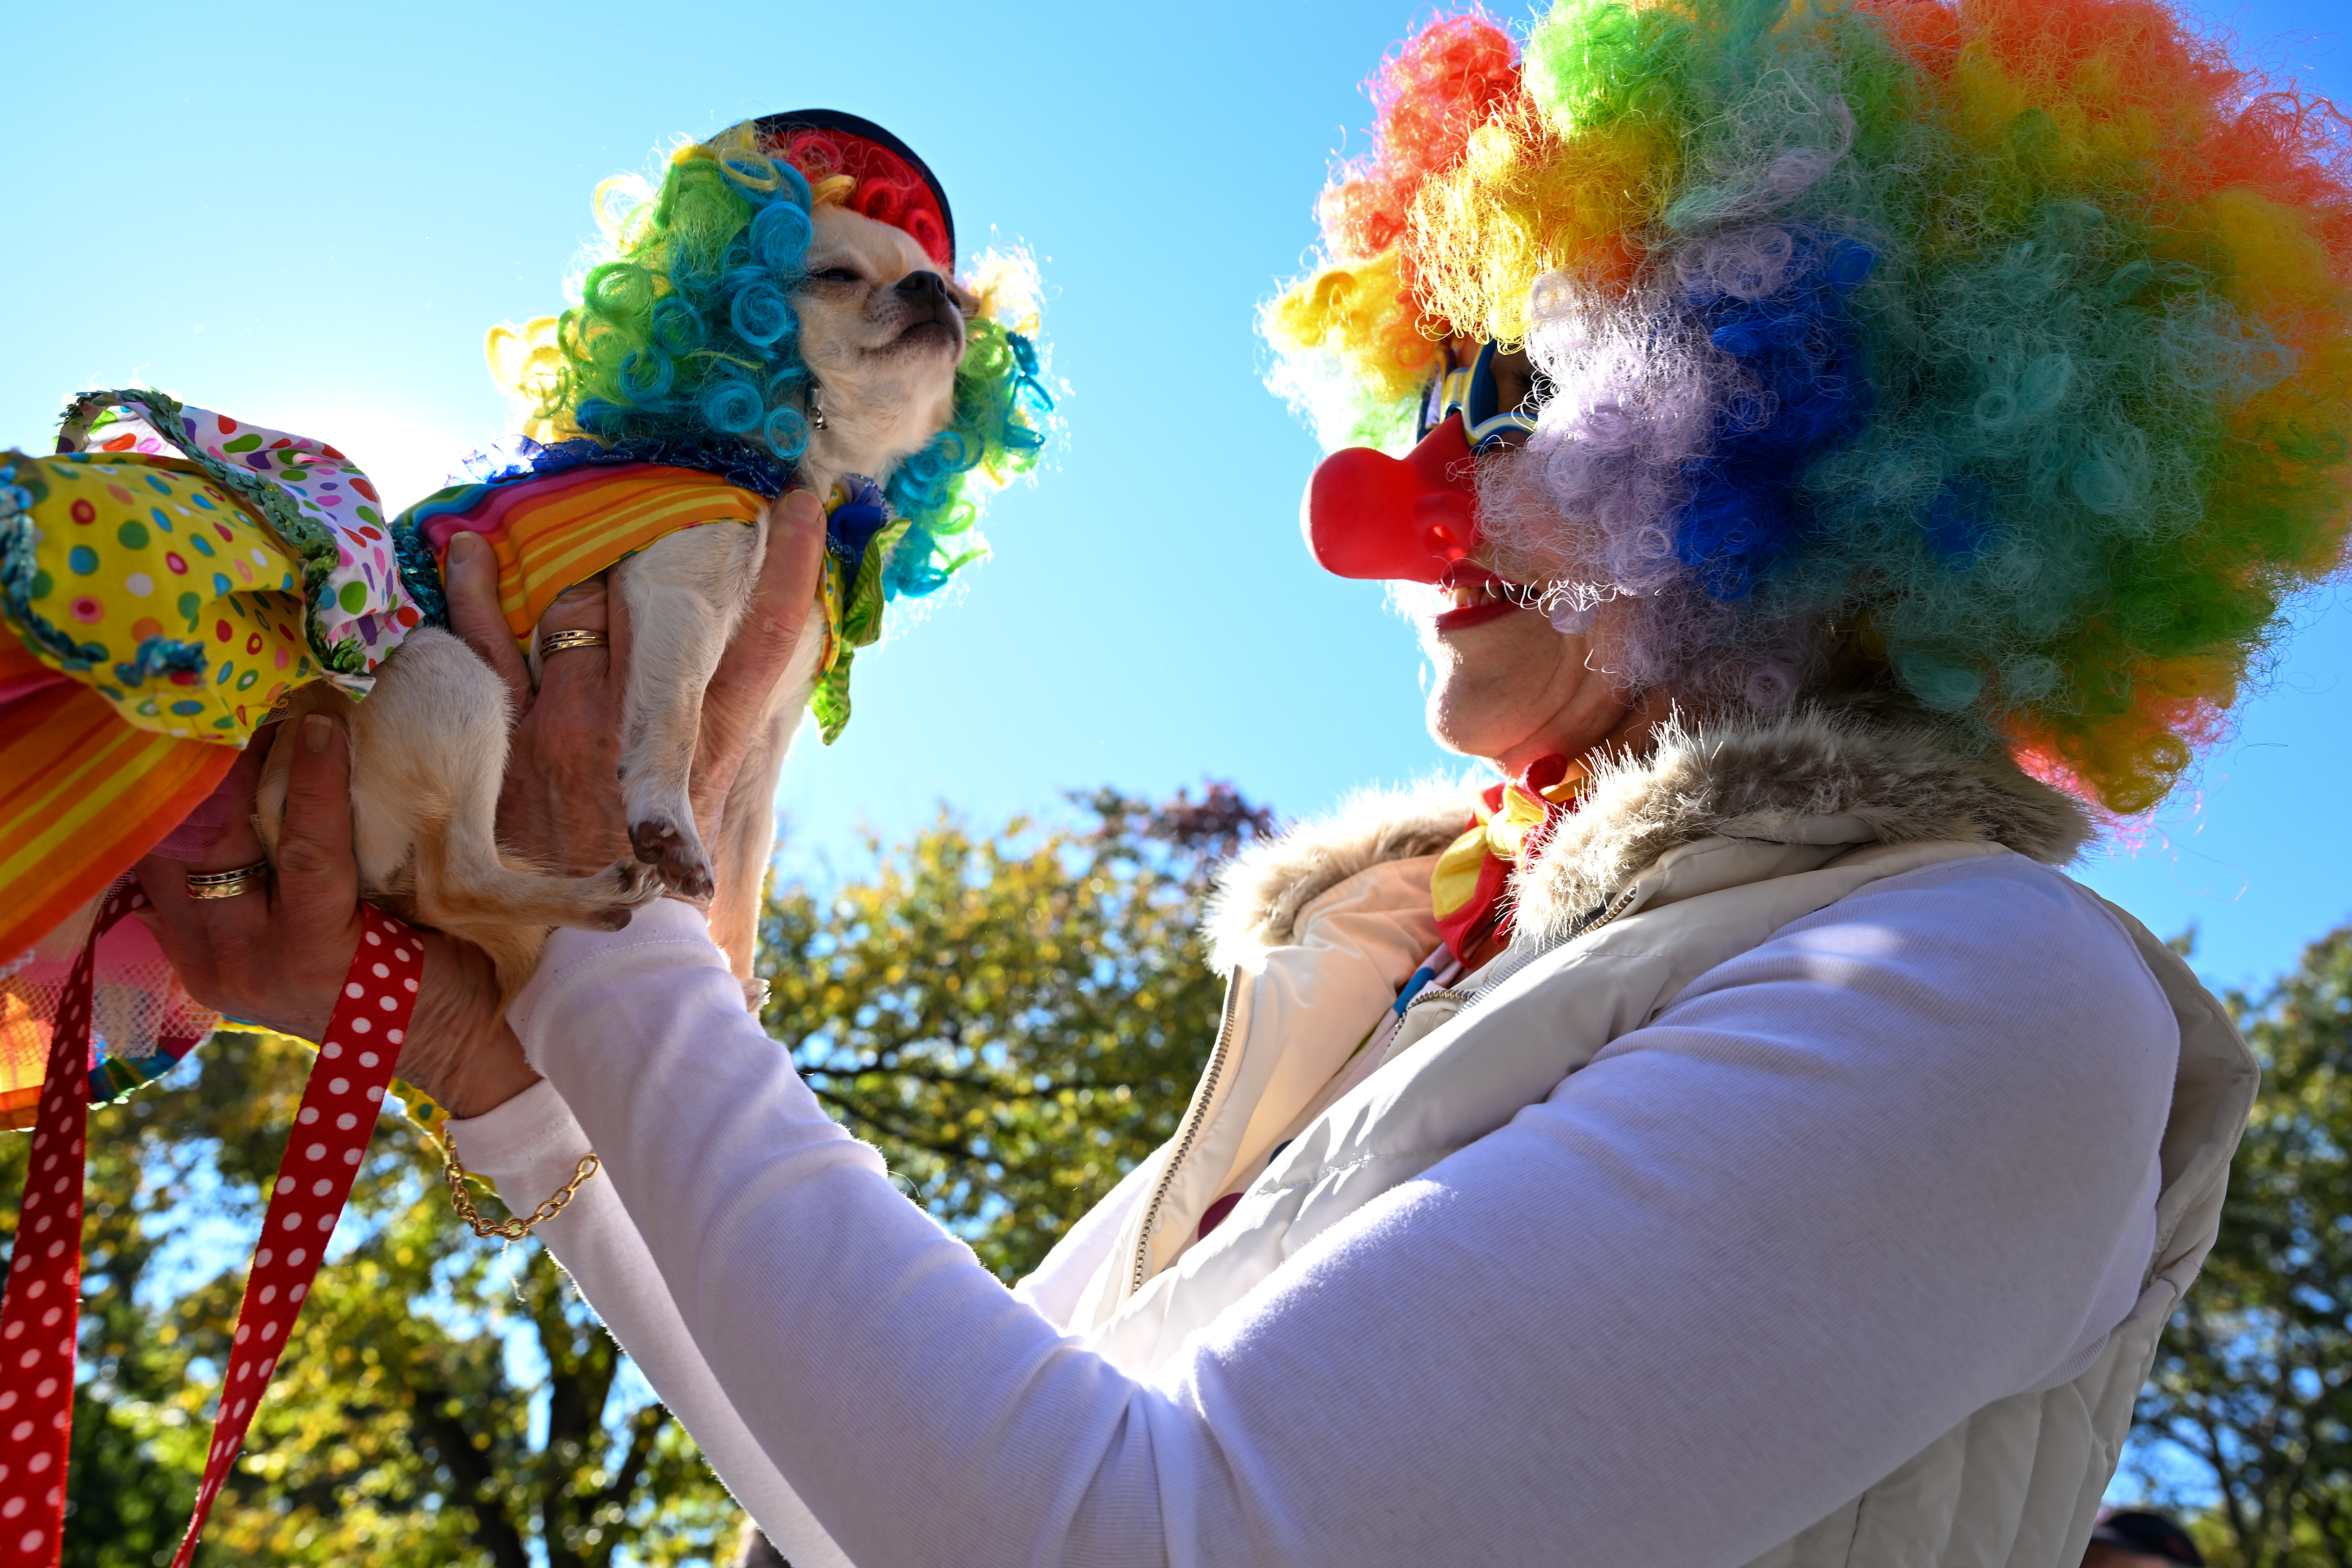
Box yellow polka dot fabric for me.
[11,453,315,744]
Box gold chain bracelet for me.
[443,1140,602,1240]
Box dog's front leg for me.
[614,519,767,897]
[707,625,825,989]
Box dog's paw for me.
[580,860,663,930]
[629,815,715,900]
[612,858,664,902]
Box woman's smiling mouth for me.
[1432,566,1539,634]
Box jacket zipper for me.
[1583,882,1642,937]
[1399,882,1645,1022]
[1130,971,1244,1295]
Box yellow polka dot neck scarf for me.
[1428,760,1585,962]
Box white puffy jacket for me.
[1040,708,2254,1564]
[460,706,2254,1567]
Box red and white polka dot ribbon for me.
[165,904,417,1568]
[0,881,141,1566]
[0,893,419,1568]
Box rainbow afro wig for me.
[492,113,1053,601]
[1267,0,2352,813]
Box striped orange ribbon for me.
[0,633,232,1116]
[402,463,768,640]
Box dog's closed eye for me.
[807,266,861,284]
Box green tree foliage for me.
[0,1029,737,1568]
[2,783,1261,1563]
[759,784,1267,1281]
[2133,925,2352,1567]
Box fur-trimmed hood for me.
[1206,707,2092,970]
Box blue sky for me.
[3,0,2346,995]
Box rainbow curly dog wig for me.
[1269,0,2352,814]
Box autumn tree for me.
[758,783,1268,1280]
[1,1028,737,1568]
[2132,926,2352,1567]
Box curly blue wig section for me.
[1673,227,1878,600]
[880,322,1054,600]
[562,152,818,469]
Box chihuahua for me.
[256,202,974,994]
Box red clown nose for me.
[1302,413,1483,583]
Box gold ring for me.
[539,629,609,655]
[186,861,270,900]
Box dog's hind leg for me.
[260,630,662,991]
[612,519,766,899]
[355,628,661,935]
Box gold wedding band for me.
[186,861,270,900]
[539,629,609,655]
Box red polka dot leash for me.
[0,884,136,1566]
[0,891,419,1568]
[163,904,417,1567]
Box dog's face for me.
[793,205,971,488]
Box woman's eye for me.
[809,267,859,284]
[1491,348,1539,413]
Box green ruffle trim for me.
[0,453,82,675]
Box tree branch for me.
[409,1380,533,1568]
[804,1088,983,1161]
[596,1402,671,1542]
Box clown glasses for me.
[1419,339,1541,453]
[1305,339,1545,583]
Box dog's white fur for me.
[256,204,970,993]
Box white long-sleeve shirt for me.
[452,854,2174,1568]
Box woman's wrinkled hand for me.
[683,492,830,845]
[136,713,361,1045]
[442,494,828,890]
[442,530,633,880]
[135,708,541,1119]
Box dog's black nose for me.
[896,270,950,302]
